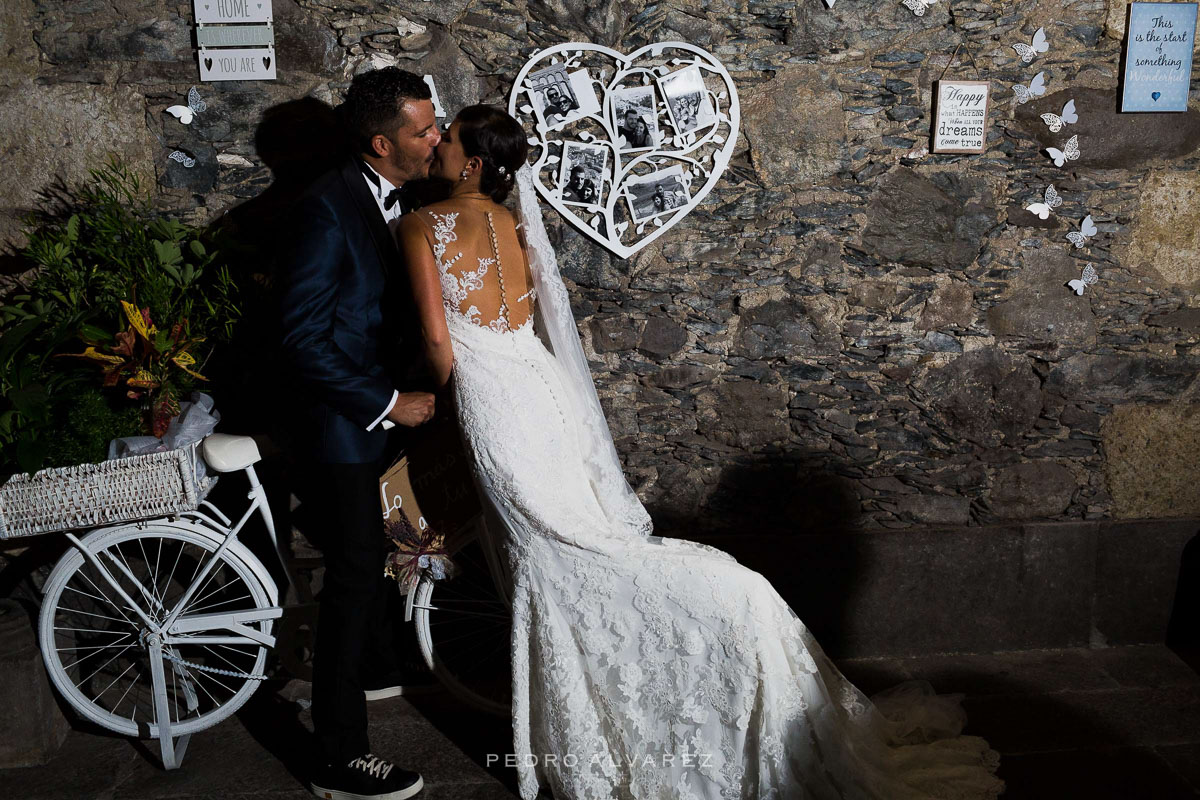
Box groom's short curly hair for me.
[341,67,432,156]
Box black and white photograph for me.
[558,141,607,208]
[612,85,659,152]
[527,64,601,128]
[657,64,718,136]
[623,164,691,222]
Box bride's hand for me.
[387,391,436,427]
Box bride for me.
[396,105,1004,800]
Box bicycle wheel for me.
[39,522,274,738]
[411,526,512,716]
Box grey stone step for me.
[697,518,1197,658]
[1,647,1197,799]
[0,680,518,800]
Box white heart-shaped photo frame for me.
[508,42,741,259]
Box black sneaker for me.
[310,754,423,800]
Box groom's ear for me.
[370,133,391,159]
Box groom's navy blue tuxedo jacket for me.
[277,157,424,464]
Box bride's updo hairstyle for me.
[455,105,529,204]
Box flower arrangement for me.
[383,511,458,595]
[0,158,241,476]
[62,300,211,437]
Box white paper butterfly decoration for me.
[1046,134,1080,167]
[1012,71,1047,104]
[166,87,207,125]
[1065,214,1097,248]
[1040,99,1078,133]
[168,150,196,168]
[1025,184,1062,219]
[1067,263,1098,295]
[1011,27,1049,63]
[901,0,937,15]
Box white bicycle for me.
[28,433,513,770]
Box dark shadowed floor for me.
[2,645,1198,800]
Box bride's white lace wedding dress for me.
[407,170,1004,800]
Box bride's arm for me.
[397,214,454,389]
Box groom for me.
[277,67,441,800]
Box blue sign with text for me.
[1122,2,1198,112]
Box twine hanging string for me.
[938,42,983,82]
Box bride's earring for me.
[460,169,469,181]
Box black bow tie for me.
[384,187,406,212]
[359,161,408,213]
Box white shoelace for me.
[347,753,394,781]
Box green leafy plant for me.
[0,158,242,476]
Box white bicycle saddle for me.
[201,434,262,473]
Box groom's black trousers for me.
[305,458,399,765]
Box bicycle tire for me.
[39,521,274,738]
[411,526,512,717]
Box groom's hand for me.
[387,391,436,427]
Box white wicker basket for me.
[0,444,215,539]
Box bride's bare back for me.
[398,192,537,387]
[402,194,535,334]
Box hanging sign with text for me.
[197,25,274,48]
[193,0,276,82]
[931,80,990,153]
[1121,1,1197,112]
[199,48,276,81]
[195,0,272,24]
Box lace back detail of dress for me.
[429,209,534,335]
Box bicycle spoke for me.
[75,643,137,688]
[185,545,208,589]
[54,625,133,636]
[430,594,511,606]
[58,594,139,633]
[76,570,141,627]
[136,537,166,616]
[430,609,513,622]
[188,666,235,704]
[92,659,140,708]
[212,642,263,657]
[425,627,503,648]
[113,542,165,619]
[113,543,146,602]
[62,582,133,611]
[57,637,135,653]
[182,587,254,617]
[158,538,188,615]
[59,633,136,671]
[57,604,137,628]
[153,538,166,607]
[176,563,228,620]
[461,637,510,674]
[113,665,145,719]
[184,642,256,675]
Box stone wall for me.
[3,0,1200,534]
